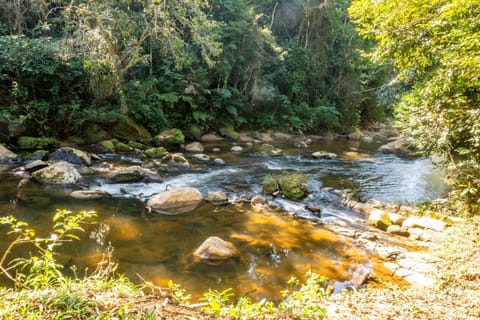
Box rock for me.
[212,147,221,152]
[32,161,81,184]
[402,216,447,232]
[145,147,168,158]
[368,209,392,231]
[0,144,19,163]
[387,212,406,226]
[83,123,111,144]
[312,151,337,159]
[348,129,364,141]
[387,225,410,237]
[97,140,116,153]
[263,176,279,195]
[70,190,111,200]
[66,136,85,145]
[128,141,147,150]
[146,187,203,214]
[277,173,309,200]
[112,118,152,144]
[257,144,283,156]
[185,142,204,153]
[251,195,268,207]
[17,136,58,150]
[193,236,240,265]
[378,137,420,157]
[162,153,190,167]
[24,150,48,161]
[186,125,203,140]
[192,153,210,162]
[154,128,185,147]
[109,166,161,183]
[213,158,225,165]
[113,141,133,152]
[25,160,49,172]
[363,136,374,143]
[49,147,91,166]
[219,125,240,140]
[200,133,224,142]
[207,191,228,205]
[230,146,243,152]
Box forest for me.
[0,0,479,318]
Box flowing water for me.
[0,139,447,300]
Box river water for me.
[0,139,447,300]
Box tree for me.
[349,0,480,214]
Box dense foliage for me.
[349,0,480,214]
[0,0,386,139]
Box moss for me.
[83,123,110,143]
[17,136,58,150]
[112,118,152,143]
[114,141,132,152]
[277,172,309,200]
[186,124,203,140]
[145,147,168,158]
[219,125,240,140]
[154,129,185,147]
[97,140,115,153]
[263,175,279,195]
[128,140,147,150]
[66,136,86,145]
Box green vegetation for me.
[349,0,480,215]
[0,0,387,143]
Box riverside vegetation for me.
[0,0,479,319]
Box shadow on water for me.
[0,139,447,300]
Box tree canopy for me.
[349,0,480,214]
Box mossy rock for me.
[83,123,111,144]
[145,147,168,158]
[219,125,240,140]
[114,141,133,152]
[186,124,203,140]
[128,141,147,150]
[66,136,86,145]
[154,129,185,147]
[263,175,279,195]
[17,136,58,150]
[97,140,115,153]
[277,173,309,200]
[112,118,152,144]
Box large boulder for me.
[193,236,240,265]
[146,187,203,214]
[277,173,309,200]
[83,123,111,144]
[185,142,204,153]
[200,133,224,142]
[17,136,58,150]
[0,144,19,163]
[378,137,420,157]
[154,129,185,147]
[206,191,228,205]
[109,166,161,183]
[162,153,190,167]
[32,161,81,184]
[112,118,152,144]
[49,147,91,166]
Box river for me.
[0,138,447,300]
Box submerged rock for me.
[206,191,228,205]
[49,147,91,166]
[193,236,240,265]
[312,151,337,159]
[146,187,203,214]
[70,190,111,200]
[32,161,81,184]
[109,166,161,183]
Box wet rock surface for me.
[146,187,203,214]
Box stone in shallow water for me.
[32,161,81,184]
[206,192,228,205]
[147,187,203,214]
[193,236,240,265]
[70,190,111,200]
